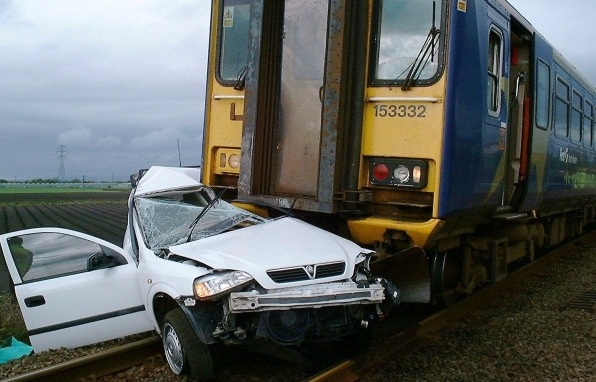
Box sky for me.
[0,1,595,182]
[0,0,211,182]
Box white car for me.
[0,166,398,380]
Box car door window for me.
[7,232,127,282]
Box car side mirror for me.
[87,251,117,271]
[130,168,148,188]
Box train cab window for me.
[370,0,445,86]
[570,90,583,144]
[217,0,252,85]
[536,60,550,130]
[487,28,502,114]
[554,78,570,138]
[585,101,594,147]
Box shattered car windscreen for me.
[135,196,266,249]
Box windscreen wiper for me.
[234,66,247,90]
[187,188,227,243]
[401,1,440,90]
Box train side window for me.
[554,78,570,138]
[487,28,502,114]
[585,101,594,147]
[535,60,550,130]
[570,90,583,144]
[217,0,252,85]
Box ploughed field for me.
[0,191,129,245]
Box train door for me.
[505,19,538,208]
[483,6,511,206]
[269,0,327,198]
[515,27,553,211]
[239,0,362,213]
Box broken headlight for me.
[353,252,374,280]
[194,271,254,300]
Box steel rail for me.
[4,336,162,382]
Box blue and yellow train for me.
[201,0,596,303]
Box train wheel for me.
[430,251,463,306]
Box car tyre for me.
[162,308,214,380]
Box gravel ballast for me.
[364,246,596,381]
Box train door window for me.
[217,0,252,84]
[487,28,503,115]
[535,60,550,130]
[570,90,583,144]
[585,101,594,147]
[554,78,570,138]
[370,0,445,86]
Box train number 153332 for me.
[373,104,427,118]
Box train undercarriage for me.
[362,203,596,307]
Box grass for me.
[0,187,127,194]
[0,190,130,206]
[0,293,28,345]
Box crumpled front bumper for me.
[228,281,385,313]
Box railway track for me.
[3,337,163,382]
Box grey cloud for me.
[0,1,210,181]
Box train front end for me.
[201,0,517,303]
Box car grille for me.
[267,262,346,283]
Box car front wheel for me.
[162,308,214,380]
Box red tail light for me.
[373,163,390,181]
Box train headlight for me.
[214,148,241,174]
[369,158,428,189]
[228,153,240,169]
[412,166,422,183]
[393,165,410,183]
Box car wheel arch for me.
[152,292,220,345]
[153,292,179,330]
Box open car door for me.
[0,228,154,352]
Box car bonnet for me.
[167,217,370,290]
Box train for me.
[200,0,596,305]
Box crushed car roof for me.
[134,166,202,197]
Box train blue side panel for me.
[521,35,596,212]
[440,0,509,218]
[543,63,596,203]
